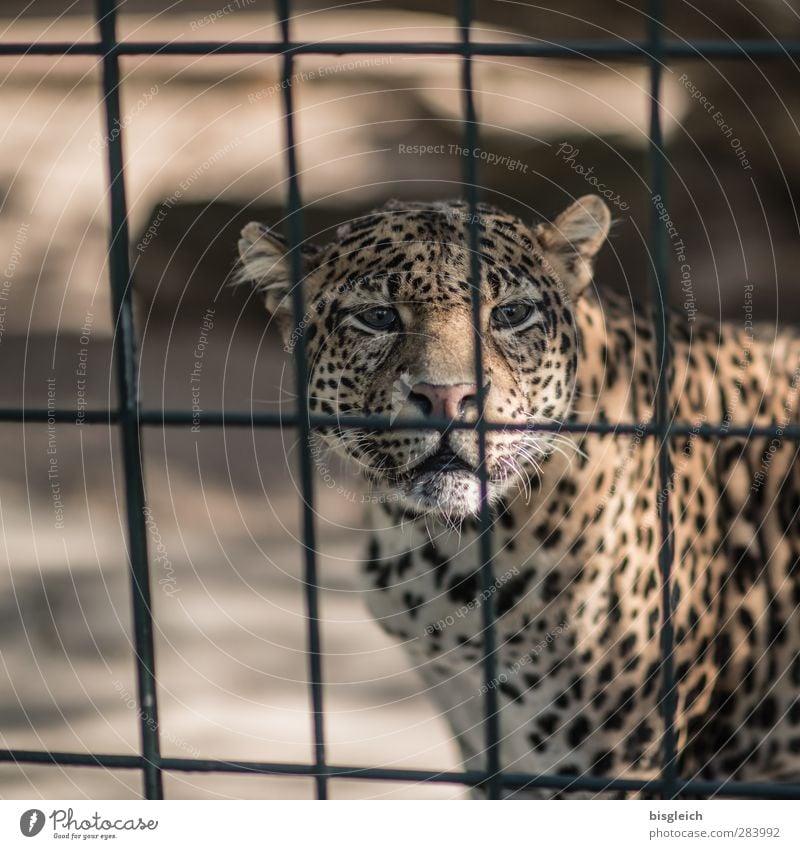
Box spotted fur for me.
[238,196,800,797]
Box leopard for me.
[236,194,800,798]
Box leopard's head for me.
[238,196,610,520]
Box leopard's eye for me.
[491,302,536,329]
[353,305,400,332]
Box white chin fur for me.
[397,470,502,518]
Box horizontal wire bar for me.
[0,750,141,769]
[2,750,799,798]
[0,408,119,424]
[2,39,800,58]
[2,407,799,440]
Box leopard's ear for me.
[534,195,611,298]
[236,221,323,333]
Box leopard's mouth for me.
[362,437,534,518]
[388,433,555,517]
[407,446,476,478]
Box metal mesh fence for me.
[1,0,799,801]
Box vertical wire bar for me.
[458,0,502,800]
[276,0,328,800]
[95,0,163,799]
[647,0,679,798]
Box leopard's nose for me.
[408,382,480,420]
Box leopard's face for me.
[239,197,610,520]
[298,235,581,520]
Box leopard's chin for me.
[395,468,509,520]
[372,444,528,519]
[388,445,481,518]
[409,468,482,515]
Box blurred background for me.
[0,0,799,799]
